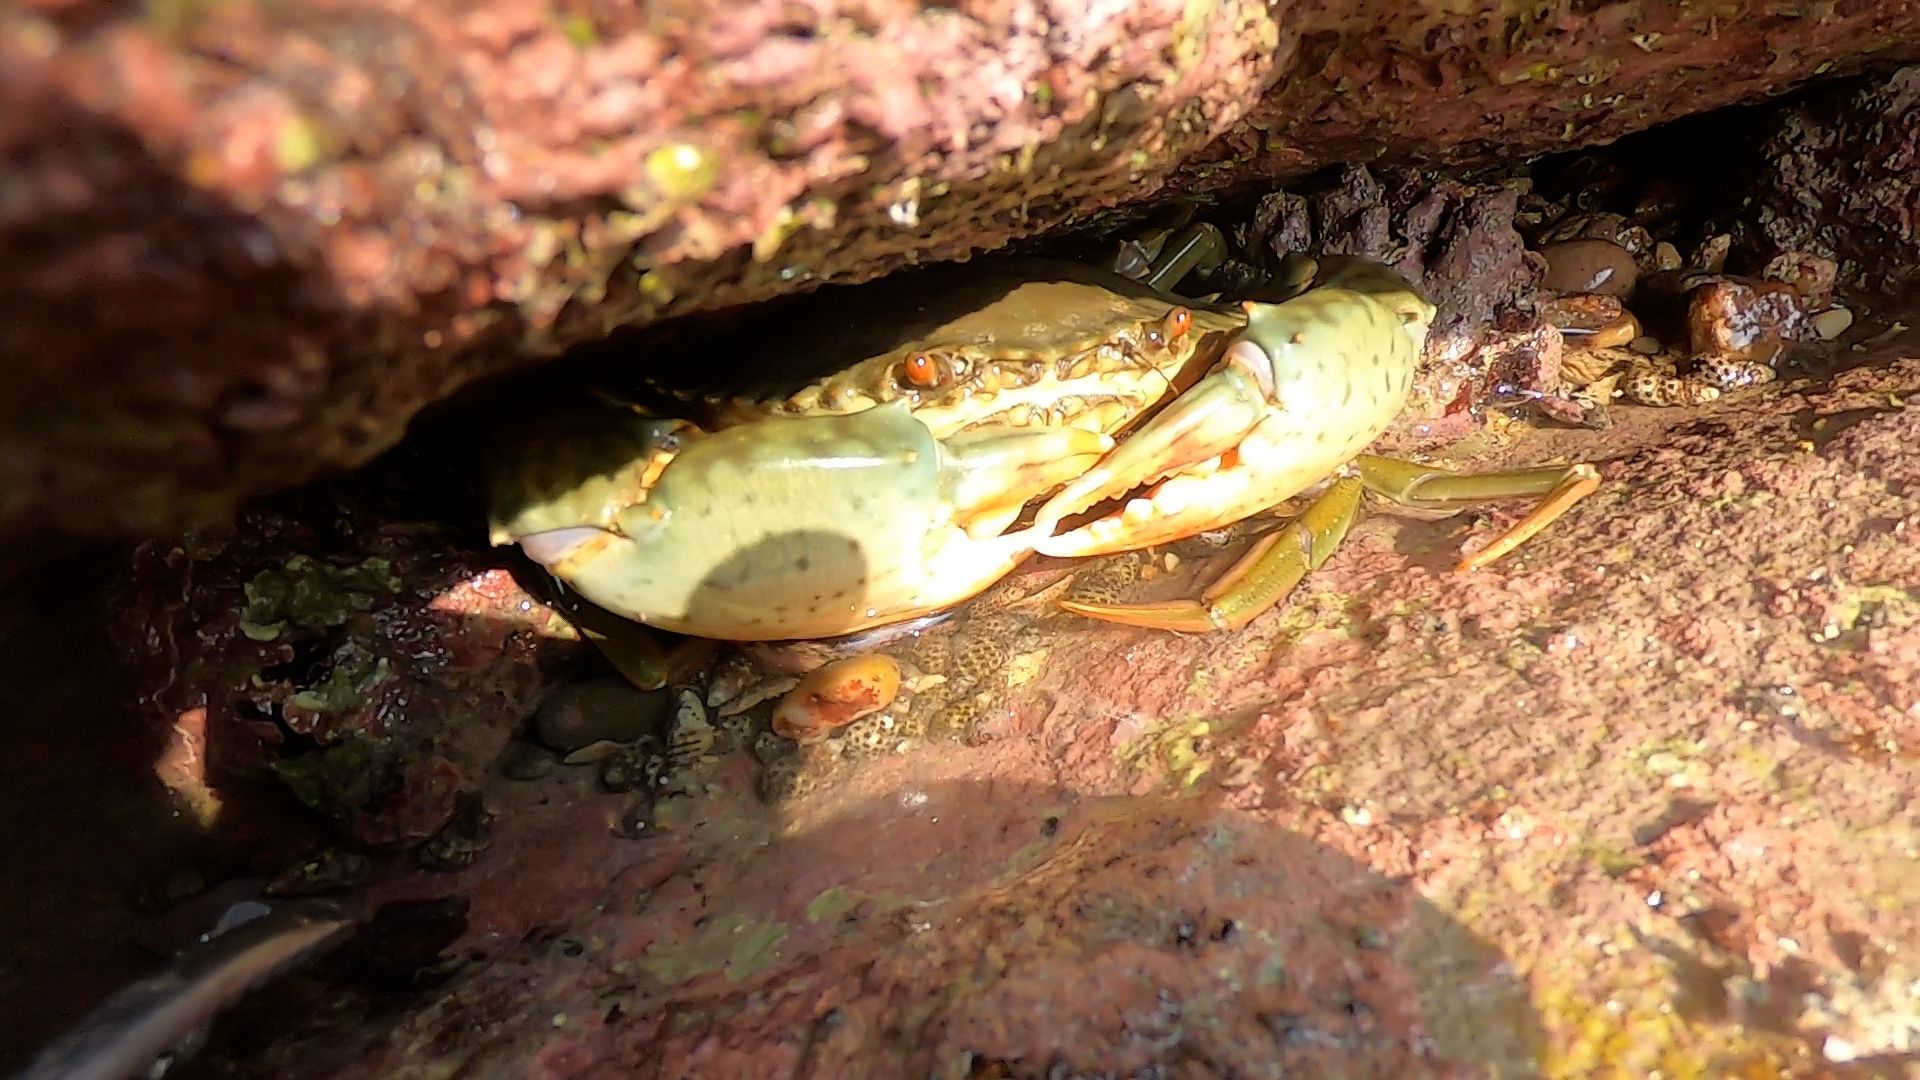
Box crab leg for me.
[1349,454,1602,571]
[1059,476,1365,632]
[1134,223,1230,294]
[1059,454,1601,632]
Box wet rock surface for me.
[122,343,1919,1078]
[6,51,1920,1072]
[6,4,1920,540]
[105,487,575,847]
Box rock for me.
[532,678,673,753]
[6,4,1919,541]
[1539,239,1639,298]
[1686,279,1809,365]
[106,497,562,848]
[1740,66,1920,302]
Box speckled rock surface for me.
[166,344,1920,1078]
[6,2,1920,540]
[1738,65,1920,305]
[105,476,573,847]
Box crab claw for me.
[1031,333,1276,541]
[942,426,1115,539]
[1034,267,1435,562]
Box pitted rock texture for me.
[74,345,1910,1079]
[4,1,1920,539]
[1738,65,1920,305]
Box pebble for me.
[532,678,673,752]
[599,747,647,792]
[1812,306,1854,340]
[1693,233,1731,273]
[417,795,495,872]
[1539,239,1638,299]
[1539,293,1640,348]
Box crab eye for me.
[899,351,946,389]
[1164,306,1194,339]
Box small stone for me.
[704,653,756,708]
[1629,335,1662,355]
[533,678,673,752]
[1686,279,1806,364]
[716,676,796,718]
[562,740,628,765]
[1761,250,1839,308]
[1538,293,1638,349]
[1692,233,1731,273]
[1644,751,1685,776]
[1652,241,1682,271]
[1811,306,1854,340]
[1538,239,1638,299]
[137,867,208,913]
[499,739,558,781]
[751,730,790,763]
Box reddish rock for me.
[4,3,1918,540]
[107,492,573,846]
[168,347,1920,1077]
[1686,278,1810,365]
[1741,65,1920,304]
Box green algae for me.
[238,554,400,641]
[636,912,789,985]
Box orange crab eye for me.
[1163,306,1194,340]
[899,352,945,389]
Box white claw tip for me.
[516,527,606,567]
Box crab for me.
[488,241,1600,648]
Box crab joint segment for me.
[1032,359,1270,538]
[1058,476,1364,632]
[1058,454,1601,633]
[1348,454,1602,571]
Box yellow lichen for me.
[274,115,324,174]
[645,143,718,203]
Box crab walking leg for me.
[1137,222,1230,294]
[1058,477,1365,632]
[1351,454,1602,571]
[1054,456,1600,633]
